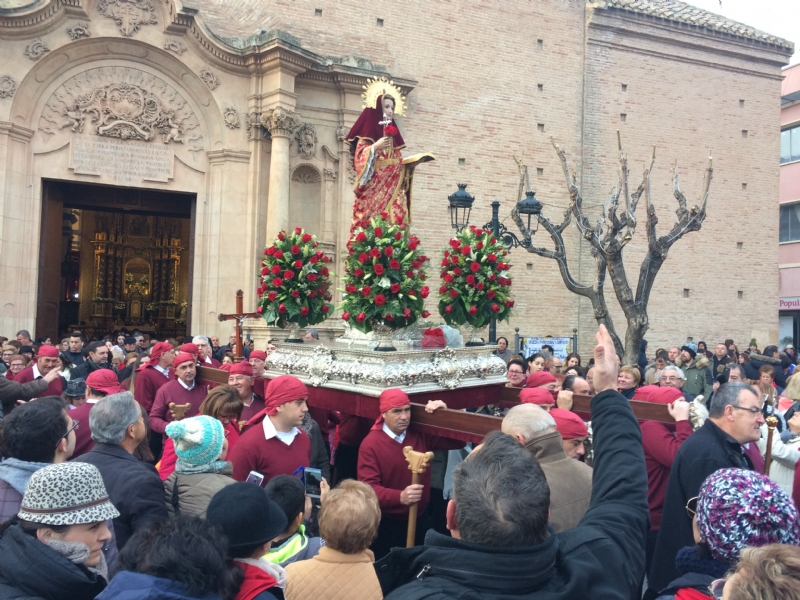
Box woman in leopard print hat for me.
[0,462,119,600]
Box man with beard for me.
[69,341,114,383]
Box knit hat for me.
[165,415,225,467]
[520,387,556,406]
[37,345,59,358]
[525,371,557,389]
[681,342,697,360]
[696,468,800,564]
[229,361,254,377]
[549,408,589,439]
[206,483,288,550]
[18,463,120,526]
[250,350,267,362]
[633,385,684,404]
[86,369,124,396]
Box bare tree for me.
[511,132,713,364]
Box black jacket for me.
[647,419,754,593]
[375,389,650,600]
[0,524,107,600]
[71,359,129,385]
[73,443,168,550]
[744,353,787,388]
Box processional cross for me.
[217,290,259,361]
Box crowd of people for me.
[0,326,798,599]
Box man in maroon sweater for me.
[70,369,125,459]
[229,360,265,422]
[148,352,208,436]
[13,345,64,400]
[631,384,692,578]
[133,342,175,413]
[229,375,311,485]
[248,350,268,399]
[357,389,463,559]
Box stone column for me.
[261,107,299,242]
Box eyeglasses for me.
[56,419,79,449]
[507,370,524,375]
[685,496,698,519]
[708,578,726,599]
[731,405,762,415]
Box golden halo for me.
[362,76,406,117]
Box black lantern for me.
[516,190,543,232]
[448,183,475,232]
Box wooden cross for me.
[217,290,260,361]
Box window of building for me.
[780,203,800,242]
[781,125,800,164]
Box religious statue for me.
[346,77,433,234]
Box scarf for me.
[174,459,231,476]
[675,545,730,580]
[45,539,109,581]
[0,458,50,494]
[234,557,286,596]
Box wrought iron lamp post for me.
[448,183,475,232]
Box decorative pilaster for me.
[261,107,300,242]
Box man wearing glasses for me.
[646,382,763,598]
[658,366,697,402]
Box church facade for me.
[0,0,792,353]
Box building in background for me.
[780,64,800,349]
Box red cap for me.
[173,352,195,368]
[370,389,412,430]
[250,350,267,361]
[149,342,173,364]
[263,375,308,415]
[549,408,589,439]
[229,361,254,377]
[520,388,556,406]
[633,385,684,405]
[180,343,200,355]
[86,369,124,395]
[37,345,59,358]
[220,363,233,372]
[525,371,557,389]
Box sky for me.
[684,0,799,66]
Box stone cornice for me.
[0,0,88,39]
[206,149,251,163]
[0,121,35,142]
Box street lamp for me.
[516,190,543,233]
[448,183,474,232]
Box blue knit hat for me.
[166,415,225,468]
[681,342,698,360]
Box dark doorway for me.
[37,180,196,342]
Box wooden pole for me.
[234,290,243,361]
[403,447,434,548]
[406,471,421,548]
[764,415,779,476]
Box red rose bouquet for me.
[437,225,514,328]
[339,212,430,334]
[257,227,334,333]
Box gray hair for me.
[502,404,556,442]
[89,392,140,445]
[708,382,759,418]
[192,335,210,346]
[662,365,685,380]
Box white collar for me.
[235,558,286,589]
[32,364,43,379]
[262,415,299,446]
[178,378,195,391]
[86,397,101,404]
[382,422,407,443]
[153,364,169,377]
[203,355,213,364]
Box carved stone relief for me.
[292,164,321,183]
[163,38,186,55]
[0,76,16,99]
[24,39,50,61]
[67,22,91,40]
[246,111,263,141]
[336,125,347,141]
[97,0,158,37]
[39,67,203,152]
[295,122,317,159]
[199,67,219,90]
[323,168,336,181]
[223,107,240,129]
[260,107,299,138]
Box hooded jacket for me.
[375,390,649,600]
[0,458,50,522]
[675,356,713,399]
[744,353,787,388]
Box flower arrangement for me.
[257,227,334,330]
[339,212,431,333]
[437,225,515,328]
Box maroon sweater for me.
[358,427,463,519]
[133,366,173,412]
[239,395,266,423]
[641,419,693,530]
[14,366,63,398]
[229,416,311,484]
[338,414,373,446]
[69,400,98,459]
[148,380,208,434]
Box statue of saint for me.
[346,78,433,234]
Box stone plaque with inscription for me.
[70,134,174,184]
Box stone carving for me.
[67,22,91,40]
[38,66,203,150]
[323,168,337,181]
[246,111,263,141]
[295,122,317,159]
[24,39,50,61]
[199,66,219,90]
[0,76,16,99]
[292,164,321,184]
[97,0,157,37]
[336,125,347,141]
[163,38,187,54]
[223,107,240,129]
[260,106,299,138]
[346,159,356,183]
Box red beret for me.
[173,352,195,368]
[263,375,308,415]
[229,361,253,377]
[37,345,59,358]
[86,369,124,395]
[180,343,200,355]
[250,350,267,361]
[549,408,589,440]
[525,371,557,388]
[633,385,684,405]
[149,342,173,364]
[520,388,556,406]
